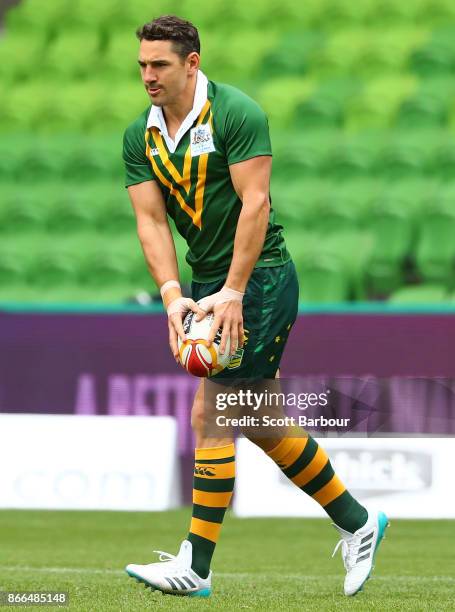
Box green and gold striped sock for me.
[187,443,235,579]
[267,434,367,533]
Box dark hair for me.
[136,15,200,60]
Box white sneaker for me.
[125,540,211,597]
[332,509,389,596]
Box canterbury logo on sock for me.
[194,465,216,477]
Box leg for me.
[187,380,235,579]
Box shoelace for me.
[331,535,362,571]
[153,550,177,563]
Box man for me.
[123,15,388,598]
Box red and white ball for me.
[178,311,230,377]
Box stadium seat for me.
[352,28,429,76]
[0,34,46,83]
[415,191,455,283]
[346,76,417,131]
[323,133,383,179]
[312,29,368,76]
[258,78,316,128]
[103,34,142,79]
[4,0,71,37]
[258,32,325,79]
[294,78,361,130]
[396,78,453,128]
[389,284,449,303]
[364,195,416,296]
[44,32,101,80]
[408,27,455,76]
[298,258,350,302]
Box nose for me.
[143,65,157,83]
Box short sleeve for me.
[123,120,155,187]
[222,94,272,165]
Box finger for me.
[219,320,231,355]
[229,323,238,355]
[207,315,222,345]
[190,300,207,321]
[171,314,186,343]
[238,321,244,348]
[169,326,179,362]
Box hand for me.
[196,286,244,321]
[207,300,244,356]
[167,297,205,363]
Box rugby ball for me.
[178,311,231,377]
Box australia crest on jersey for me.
[190,122,216,157]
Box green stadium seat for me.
[64,0,128,33]
[104,34,142,79]
[396,78,454,128]
[346,76,417,131]
[352,28,429,76]
[409,27,455,76]
[258,78,316,128]
[104,83,149,129]
[294,78,361,129]
[324,133,383,179]
[4,0,71,38]
[0,34,46,83]
[415,189,455,283]
[364,193,415,296]
[44,33,101,80]
[272,179,328,228]
[323,232,374,300]
[366,0,424,26]
[312,29,368,76]
[298,256,350,302]
[377,130,441,179]
[389,284,449,303]
[258,32,325,79]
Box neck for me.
[163,72,198,128]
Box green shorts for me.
[191,260,299,380]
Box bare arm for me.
[127,180,182,308]
[207,156,271,354]
[127,180,204,360]
[226,155,271,291]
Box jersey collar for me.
[146,70,208,154]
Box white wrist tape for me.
[198,285,245,313]
[160,280,181,299]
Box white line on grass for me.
[0,566,454,583]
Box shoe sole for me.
[349,511,390,596]
[125,568,211,598]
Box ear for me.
[187,51,200,75]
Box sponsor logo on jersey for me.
[190,123,216,157]
[150,147,159,156]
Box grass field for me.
[1,509,454,611]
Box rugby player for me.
[123,15,388,597]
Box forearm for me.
[137,220,182,306]
[225,195,270,292]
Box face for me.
[138,39,198,107]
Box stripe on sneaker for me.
[173,577,187,590]
[359,543,372,554]
[356,553,371,563]
[361,532,374,544]
[165,577,178,590]
[182,576,197,588]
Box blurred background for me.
[1,0,455,304]
[0,0,454,514]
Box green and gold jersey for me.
[123,78,289,282]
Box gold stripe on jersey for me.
[144,99,214,231]
[145,130,200,227]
